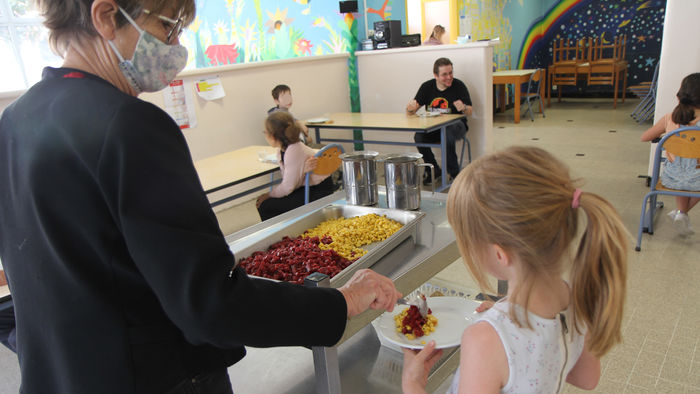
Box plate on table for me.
[306,117,331,124]
[418,112,441,118]
[375,297,482,350]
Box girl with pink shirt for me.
[641,73,700,235]
[256,111,334,221]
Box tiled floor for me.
[0,98,698,393]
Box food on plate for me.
[238,236,352,284]
[394,305,438,340]
[302,214,403,260]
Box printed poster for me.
[163,79,197,130]
[194,76,226,101]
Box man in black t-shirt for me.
[406,57,472,185]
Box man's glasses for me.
[143,9,184,44]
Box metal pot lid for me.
[379,152,423,162]
[339,150,379,161]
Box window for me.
[0,0,62,93]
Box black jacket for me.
[0,68,346,393]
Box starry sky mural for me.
[523,0,665,93]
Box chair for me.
[521,68,545,121]
[304,143,345,204]
[548,38,589,104]
[630,61,659,123]
[635,126,700,251]
[587,35,628,108]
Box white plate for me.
[419,112,441,118]
[375,297,481,350]
[307,117,331,124]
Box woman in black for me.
[0,1,400,393]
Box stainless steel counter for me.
[225,188,461,393]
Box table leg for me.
[314,126,321,144]
[498,84,506,113]
[440,126,448,191]
[514,83,521,124]
[613,69,619,109]
[305,273,341,394]
[622,67,627,104]
[547,70,552,107]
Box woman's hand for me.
[402,341,443,394]
[256,193,270,208]
[338,269,401,318]
[303,157,319,173]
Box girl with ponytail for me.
[402,146,628,393]
[641,73,700,235]
[256,111,334,221]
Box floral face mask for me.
[107,7,188,94]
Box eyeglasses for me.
[143,9,184,44]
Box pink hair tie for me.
[572,188,582,209]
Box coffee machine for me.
[373,20,402,49]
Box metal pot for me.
[339,151,379,206]
[381,153,434,210]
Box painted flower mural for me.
[185,0,357,69]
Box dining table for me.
[306,113,465,192]
[492,69,541,124]
[0,285,9,303]
[194,145,280,207]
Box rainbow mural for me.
[516,0,582,69]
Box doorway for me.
[406,0,459,44]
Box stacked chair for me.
[522,68,546,121]
[629,62,659,123]
[547,34,628,108]
[586,35,628,108]
[547,38,589,105]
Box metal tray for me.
[230,204,425,286]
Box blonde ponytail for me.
[571,192,628,357]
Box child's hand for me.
[475,300,494,313]
[401,341,443,394]
[303,157,319,173]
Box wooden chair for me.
[587,35,628,108]
[304,143,344,204]
[636,126,700,251]
[548,38,590,105]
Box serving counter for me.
[224,188,461,393]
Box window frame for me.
[0,0,53,94]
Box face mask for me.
[107,7,188,94]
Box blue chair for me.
[636,126,700,251]
[522,68,545,122]
[630,62,659,124]
[304,143,345,204]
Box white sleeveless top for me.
[447,301,585,393]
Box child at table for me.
[641,73,700,235]
[402,146,628,393]
[256,111,334,221]
[268,84,312,144]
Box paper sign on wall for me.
[163,79,197,130]
[195,76,226,100]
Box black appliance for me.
[401,34,421,47]
[373,20,402,49]
[339,1,358,13]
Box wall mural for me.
[458,0,514,71]
[181,0,355,69]
[518,0,665,88]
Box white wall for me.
[654,0,700,122]
[647,0,700,175]
[357,42,494,160]
[140,54,352,161]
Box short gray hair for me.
[35,0,196,56]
